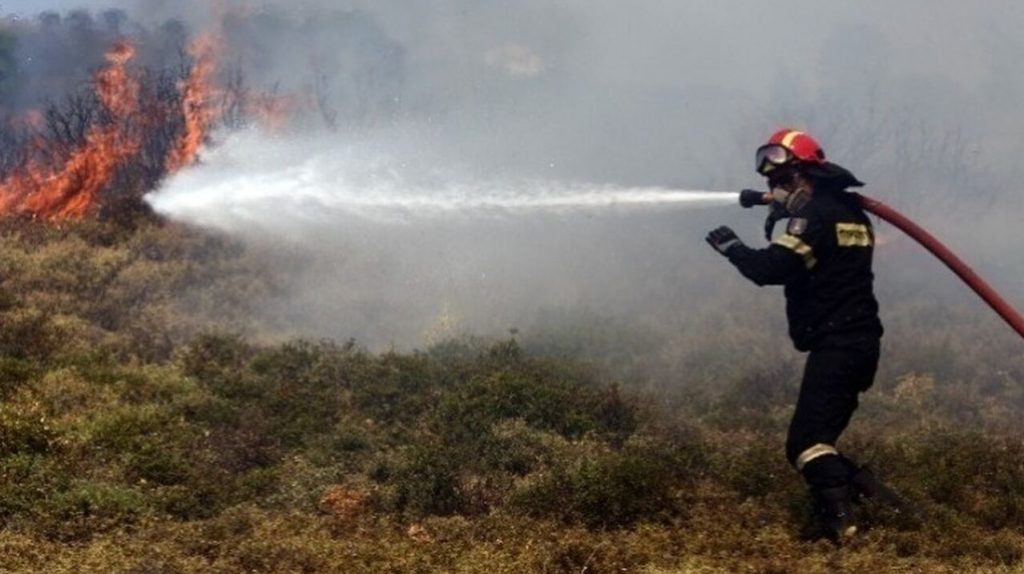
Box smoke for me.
[148,126,736,347]
[6,1,1023,189]
[2,0,1023,351]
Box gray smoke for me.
[3,0,1022,353]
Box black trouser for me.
[785,338,880,490]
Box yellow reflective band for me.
[781,130,804,149]
[836,223,873,247]
[796,444,839,471]
[773,233,817,269]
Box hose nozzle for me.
[739,189,770,208]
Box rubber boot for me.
[849,465,906,510]
[849,465,922,524]
[813,485,857,544]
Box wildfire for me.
[0,31,302,221]
[14,110,44,131]
[0,41,142,219]
[166,35,222,173]
[246,92,304,134]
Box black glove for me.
[706,226,743,256]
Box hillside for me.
[0,217,1021,574]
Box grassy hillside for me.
[1,217,1023,573]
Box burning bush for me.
[0,24,299,223]
[0,7,406,226]
[0,38,187,220]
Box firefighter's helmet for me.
[756,129,826,175]
[755,128,864,189]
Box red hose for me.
[856,193,1024,339]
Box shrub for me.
[37,481,147,541]
[510,437,687,529]
[389,442,466,517]
[702,431,794,499]
[0,357,39,400]
[0,308,64,361]
[0,453,69,525]
[877,428,1024,530]
[0,404,55,457]
[477,419,567,477]
[178,333,253,393]
[348,351,444,429]
[435,350,638,448]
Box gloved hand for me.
[706,226,743,256]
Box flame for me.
[246,92,304,133]
[0,41,141,220]
[15,110,44,131]
[166,35,222,173]
[0,27,307,222]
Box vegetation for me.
[0,216,1023,574]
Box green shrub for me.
[179,333,253,393]
[510,437,686,528]
[0,404,55,457]
[0,357,39,400]
[38,481,147,541]
[435,350,638,448]
[152,481,225,521]
[348,351,444,429]
[877,429,1024,530]
[84,404,201,488]
[476,419,566,477]
[0,309,64,361]
[0,454,69,523]
[703,431,794,499]
[244,341,355,446]
[390,442,466,516]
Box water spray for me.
[739,190,1024,339]
[147,130,740,229]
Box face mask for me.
[764,177,811,240]
[770,175,811,214]
[784,187,811,213]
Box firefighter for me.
[705,129,898,542]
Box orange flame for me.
[0,41,141,220]
[246,92,304,133]
[0,28,307,222]
[166,35,222,173]
[15,110,44,131]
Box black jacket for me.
[725,191,884,351]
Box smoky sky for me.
[3,0,1023,193]
[3,0,1023,353]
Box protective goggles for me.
[755,144,794,175]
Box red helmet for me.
[756,129,827,175]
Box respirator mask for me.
[760,170,810,240]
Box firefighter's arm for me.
[726,244,805,286]
[706,222,818,286]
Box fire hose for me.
[738,189,1024,340]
